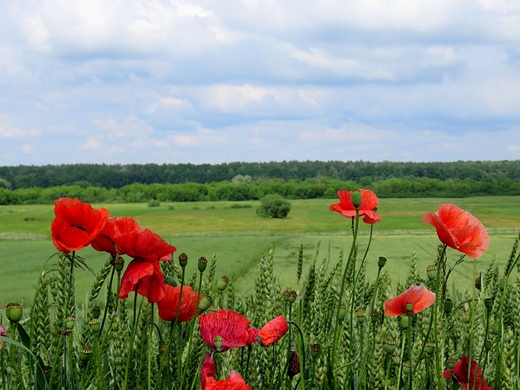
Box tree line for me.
[1,175,519,205]
[0,160,519,190]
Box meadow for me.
[1,196,519,306]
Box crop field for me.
[1,196,519,306]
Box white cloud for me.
[81,137,102,150]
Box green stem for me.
[407,315,412,390]
[330,210,360,370]
[99,260,117,337]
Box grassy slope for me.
[1,196,519,305]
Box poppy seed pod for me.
[79,346,93,363]
[92,305,101,319]
[89,318,101,332]
[214,335,224,352]
[426,265,437,280]
[378,256,387,269]
[356,310,365,324]
[383,339,397,354]
[178,253,188,268]
[310,343,321,359]
[444,299,453,314]
[6,303,23,324]
[288,290,297,304]
[484,298,493,311]
[113,256,125,272]
[400,315,410,329]
[198,257,208,273]
[217,276,229,292]
[351,190,362,209]
[198,296,213,312]
[65,316,75,330]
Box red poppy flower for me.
[157,285,202,322]
[91,216,141,255]
[198,309,250,351]
[383,285,435,316]
[200,354,252,390]
[445,356,492,390]
[329,189,381,224]
[258,315,289,346]
[422,204,489,259]
[116,229,176,261]
[51,197,109,253]
[246,327,259,346]
[119,258,166,303]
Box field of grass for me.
[1,196,519,306]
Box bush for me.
[147,199,161,207]
[256,194,291,218]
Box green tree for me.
[256,194,291,218]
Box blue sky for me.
[1,0,520,166]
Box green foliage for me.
[147,199,161,207]
[256,194,291,218]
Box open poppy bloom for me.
[115,229,176,261]
[422,204,489,259]
[257,315,289,346]
[383,285,435,316]
[329,189,381,224]
[51,197,109,253]
[91,216,141,255]
[200,354,252,390]
[157,285,202,322]
[119,258,166,303]
[198,309,250,352]
[444,355,492,390]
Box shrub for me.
[147,199,161,207]
[256,194,291,218]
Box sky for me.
[1,0,520,166]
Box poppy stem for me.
[330,208,360,376]
[99,257,117,337]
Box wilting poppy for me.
[91,216,141,255]
[0,325,7,345]
[157,285,202,322]
[422,204,489,259]
[119,258,166,303]
[198,309,250,352]
[383,285,435,316]
[116,229,176,261]
[329,189,381,224]
[444,355,492,390]
[200,355,252,390]
[257,315,289,346]
[51,198,109,253]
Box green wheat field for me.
[1,196,519,306]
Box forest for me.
[0,160,519,204]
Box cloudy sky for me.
[1,0,520,166]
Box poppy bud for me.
[178,253,188,268]
[65,316,75,330]
[79,346,93,363]
[400,315,410,329]
[198,257,208,273]
[89,318,101,332]
[443,299,453,314]
[383,339,397,354]
[378,256,387,269]
[217,276,229,292]
[214,335,223,352]
[6,303,23,324]
[288,349,300,378]
[426,265,437,281]
[92,306,101,319]
[199,296,213,313]
[351,190,362,209]
[113,256,125,272]
[310,343,321,359]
